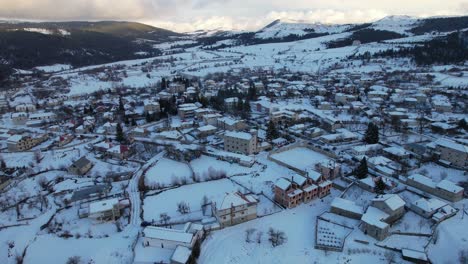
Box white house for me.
[142,222,203,250]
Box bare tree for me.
[201,195,210,215]
[440,171,448,180]
[66,256,81,264]
[268,228,287,247]
[177,201,190,214]
[34,150,43,164]
[459,249,468,264]
[14,254,23,264]
[159,213,171,226]
[36,176,48,191]
[256,231,263,244]
[384,251,396,264]
[245,228,256,243]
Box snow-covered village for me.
[0,2,467,264]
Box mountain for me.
[0,21,183,82]
[0,21,180,41]
[255,19,350,39]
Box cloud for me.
[0,0,466,32]
[0,0,183,20]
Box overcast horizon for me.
[0,0,467,32]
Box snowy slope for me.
[255,19,349,39]
[368,16,419,35]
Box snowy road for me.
[126,151,166,229]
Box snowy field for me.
[341,185,376,208]
[377,234,430,252]
[316,219,353,250]
[190,155,257,178]
[199,195,408,264]
[427,206,468,264]
[270,147,329,172]
[411,162,466,184]
[145,158,193,188]
[23,233,134,264]
[143,179,249,223]
[390,211,433,235]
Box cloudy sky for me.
[1,0,467,32]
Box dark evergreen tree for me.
[243,99,251,119]
[116,123,125,143]
[458,118,467,130]
[364,122,379,144]
[199,95,209,107]
[145,112,152,122]
[236,97,244,113]
[0,159,6,171]
[375,177,386,194]
[355,157,368,179]
[118,96,125,112]
[266,120,279,141]
[248,84,257,100]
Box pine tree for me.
[116,123,125,143]
[119,96,125,112]
[0,159,6,171]
[458,118,467,130]
[355,157,368,179]
[364,122,379,144]
[236,97,244,113]
[375,177,386,193]
[248,85,257,100]
[266,120,279,141]
[240,99,251,119]
[145,112,152,122]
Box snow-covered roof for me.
[436,180,463,194]
[402,249,428,261]
[218,117,240,125]
[331,197,364,215]
[408,174,436,188]
[275,178,291,190]
[306,170,321,182]
[224,131,252,140]
[288,189,303,197]
[412,198,446,213]
[318,180,332,188]
[218,192,257,210]
[434,138,468,153]
[303,184,318,192]
[372,194,405,211]
[367,156,392,165]
[143,226,194,243]
[198,125,217,132]
[291,174,307,186]
[89,198,119,214]
[352,144,382,153]
[171,246,192,263]
[361,206,389,229]
[7,134,24,142]
[383,146,410,157]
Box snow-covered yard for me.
[199,195,407,264]
[143,179,249,223]
[270,147,329,172]
[427,207,468,264]
[190,155,257,178]
[145,158,193,188]
[23,233,134,264]
[411,162,466,184]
